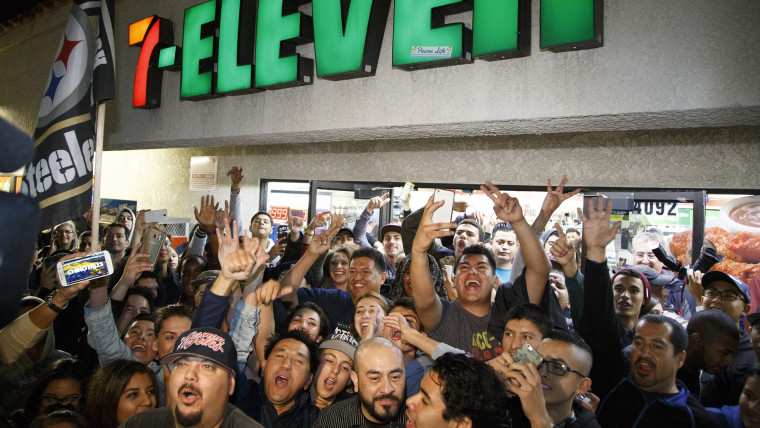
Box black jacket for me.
[597,377,721,428]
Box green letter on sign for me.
[393,0,473,70]
[473,0,530,60]
[540,0,602,52]
[217,0,258,94]
[255,0,314,89]
[181,0,218,99]
[312,0,390,79]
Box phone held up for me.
[56,251,114,287]
[432,189,455,225]
[140,225,168,267]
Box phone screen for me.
[432,189,455,224]
[59,252,112,286]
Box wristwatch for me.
[45,290,68,313]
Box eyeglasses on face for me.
[703,287,744,302]
[540,359,587,377]
[41,395,81,406]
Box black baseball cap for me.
[161,327,238,376]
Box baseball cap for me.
[747,312,760,328]
[632,265,674,287]
[161,327,238,375]
[702,271,751,303]
[380,223,402,241]
[337,227,355,238]
[190,270,220,288]
[319,325,359,361]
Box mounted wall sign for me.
[130,0,602,109]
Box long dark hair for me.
[85,360,158,428]
[23,359,89,422]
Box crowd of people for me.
[2,168,759,428]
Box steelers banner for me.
[20,0,112,231]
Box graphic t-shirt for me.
[428,299,503,361]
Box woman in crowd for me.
[389,252,446,300]
[312,243,356,291]
[85,360,157,428]
[14,359,89,427]
[350,291,388,342]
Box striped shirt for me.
[311,396,407,428]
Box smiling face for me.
[536,339,591,408]
[170,357,234,428]
[348,257,386,300]
[382,231,403,261]
[701,280,751,326]
[740,375,760,428]
[123,320,157,365]
[331,231,354,249]
[288,308,323,342]
[262,338,313,413]
[54,224,75,249]
[328,252,350,288]
[116,373,157,424]
[612,275,645,321]
[315,349,353,402]
[630,321,685,393]
[633,241,664,273]
[489,230,518,267]
[453,224,480,258]
[455,254,498,306]
[354,296,386,339]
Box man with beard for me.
[121,326,262,427]
[313,337,407,427]
[577,197,721,426]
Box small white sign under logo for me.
[410,46,453,59]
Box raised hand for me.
[481,181,525,224]
[307,213,344,255]
[194,195,219,233]
[121,243,155,284]
[412,195,457,253]
[578,196,621,262]
[214,200,231,231]
[382,312,414,345]
[365,192,390,213]
[227,167,244,189]
[549,224,576,274]
[255,279,283,306]
[541,175,581,216]
[305,212,329,234]
[686,269,703,301]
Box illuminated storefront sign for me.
[130,0,602,109]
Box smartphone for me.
[277,224,290,240]
[512,342,543,367]
[56,251,114,287]
[140,225,167,267]
[144,209,168,224]
[432,189,455,224]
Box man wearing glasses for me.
[501,329,600,428]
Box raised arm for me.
[549,225,585,322]
[128,210,158,249]
[531,175,581,233]
[194,195,221,258]
[109,245,153,302]
[353,193,389,249]
[227,167,244,236]
[410,196,457,331]
[279,214,344,305]
[482,182,551,304]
